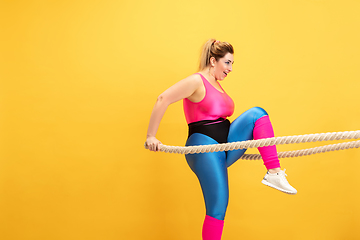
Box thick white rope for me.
[145,131,360,158]
[240,140,360,160]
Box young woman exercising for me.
[145,39,296,240]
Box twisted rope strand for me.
[240,140,360,160]
[145,130,360,156]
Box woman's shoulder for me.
[181,73,203,85]
[186,73,203,84]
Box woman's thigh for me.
[226,107,268,167]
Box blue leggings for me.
[185,107,268,220]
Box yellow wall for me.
[1,0,359,239]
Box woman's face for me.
[212,52,234,81]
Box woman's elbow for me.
[156,94,170,107]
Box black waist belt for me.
[188,118,230,144]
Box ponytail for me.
[199,39,234,71]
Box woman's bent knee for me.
[249,106,267,116]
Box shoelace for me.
[278,169,290,183]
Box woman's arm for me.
[146,74,202,151]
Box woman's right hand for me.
[145,136,162,152]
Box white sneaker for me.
[261,169,297,194]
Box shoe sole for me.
[261,180,297,195]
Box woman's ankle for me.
[268,167,281,174]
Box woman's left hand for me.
[145,136,162,152]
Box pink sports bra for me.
[183,73,234,124]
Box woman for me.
[145,39,296,240]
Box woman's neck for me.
[199,68,217,83]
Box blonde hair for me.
[199,39,234,71]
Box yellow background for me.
[1,0,359,239]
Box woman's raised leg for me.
[226,107,297,194]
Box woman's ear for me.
[210,57,216,67]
